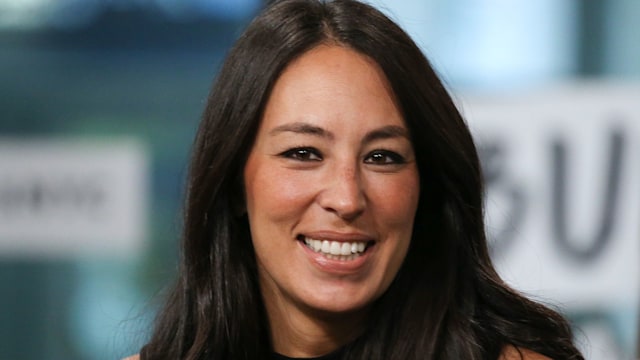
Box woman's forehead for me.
[259,45,406,135]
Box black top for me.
[272,346,346,360]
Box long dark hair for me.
[141,0,583,359]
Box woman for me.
[134,0,584,359]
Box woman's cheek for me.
[369,171,419,216]
[253,167,321,218]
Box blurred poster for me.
[0,138,147,258]
[461,82,640,360]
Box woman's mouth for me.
[297,235,374,261]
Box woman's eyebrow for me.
[269,122,333,139]
[362,125,410,144]
[268,123,408,143]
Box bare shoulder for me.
[122,355,140,360]
[500,346,551,360]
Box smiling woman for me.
[243,45,420,355]
[134,0,584,359]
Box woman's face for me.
[244,45,420,317]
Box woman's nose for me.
[317,165,366,220]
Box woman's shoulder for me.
[499,346,551,360]
[122,355,139,360]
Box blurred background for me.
[0,0,637,359]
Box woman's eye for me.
[280,147,323,161]
[364,150,405,165]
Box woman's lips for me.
[296,233,375,272]
[299,235,372,260]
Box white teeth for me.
[340,243,351,255]
[321,240,331,253]
[330,241,341,255]
[303,237,369,260]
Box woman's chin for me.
[300,292,373,319]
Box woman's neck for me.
[265,295,367,358]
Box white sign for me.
[460,81,640,359]
[0,138,148,258]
